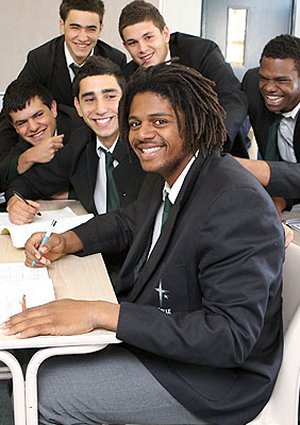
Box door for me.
[201,0,295,81]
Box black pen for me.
[13,191,42,216]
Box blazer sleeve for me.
[116,186,284,367]
[5,141,77,201]
[267,160,300,201]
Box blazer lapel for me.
[128,153,208,302]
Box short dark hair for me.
[59,0,104,24]
[73,56,126,98]
[260,34,300,75]
[119,0,166,40]
[3,79,54,122]
[119,63,226,157]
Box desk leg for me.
[0,351,26,425]
[25,345,108,425]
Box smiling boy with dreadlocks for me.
[8,63,284,425]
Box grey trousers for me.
[38,345,211,425]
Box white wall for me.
[1,0,299,91]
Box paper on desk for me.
[0,207,94,248]
[0,262,55,323]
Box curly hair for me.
[260,34,300,75]
[119,63,227,158]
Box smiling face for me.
[128,91,193,186]
[60,9,102,65]
[122,21,170,67]
[74,74,122,148]
[10,97,57,145]
[259,56,300,113]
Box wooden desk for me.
[0,217,120,424]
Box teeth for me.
[33,131,44,138]
[142,146,161,153]
[96,118,111,125]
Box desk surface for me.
[0,200,119,349]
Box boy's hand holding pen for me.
[32,220,57,266]
[7,191,42,224]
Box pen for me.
[13,191,42,217]
[32,219,57,266]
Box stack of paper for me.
[0,207,94,248]
[0,262,55,323]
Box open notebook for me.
[0,207,94,248]
[0,262,55,323]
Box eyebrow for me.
[125,31,154,43]
[14,109,44,125]
[128,112,174,120]
[81,88,120,98]
[69,23,98,30]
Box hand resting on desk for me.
[0,299,120,338]
[24,230,84,267]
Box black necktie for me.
[161,194,172,229]
[70,63,81,77]
[265,114,283,161]
[105,151,120,212]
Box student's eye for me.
[36,112,44,118]
[105,95,117,100]
[154,119,167,125]
[87,27,97,33]
[145,35,153,41]
[83,97,94,103]
[127,41,137,47]
[15,121,26,128]
[129,121,140,128]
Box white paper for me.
[0,207,94,248]
[0,262,55,323]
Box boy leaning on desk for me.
[0,63,287,425]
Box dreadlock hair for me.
[119,0,166,40]
[260,34,300,75]
[119,63,227,158]
[59,0,104,24]
[3,79,54,122]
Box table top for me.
[0,200,119,349]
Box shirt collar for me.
[281,101,300,120]
[64,42,94,68]
[163,151,198,204]
[96,136,119,156]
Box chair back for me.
[247,242,300,425]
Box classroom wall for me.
[0,0,299,92]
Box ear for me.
[50,100,58,119]
[60,19,65,35]
[162,25,171,43]
[74,97,83,117]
